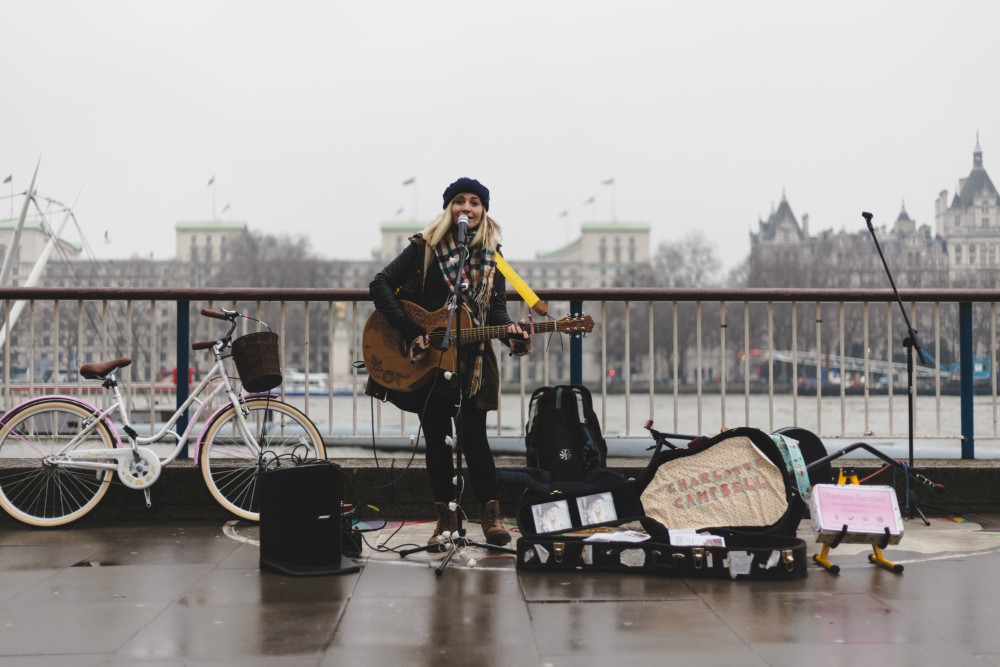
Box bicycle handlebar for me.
[201,308,232,320]
[198,305,270,346]
[198,306,242,351]
[643,419,699,452]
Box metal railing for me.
[1,287,998,459]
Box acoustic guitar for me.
[362,301,594,392]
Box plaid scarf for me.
[434,231,497,397]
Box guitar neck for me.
[459,319,561,345]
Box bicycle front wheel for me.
[199,398,326,521]
[0,399,116,527]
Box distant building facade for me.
[936,136,1000,285]
[0,218,81,287]
[377,220,650,289]
[175,220,248,264]
[0,216,648,387]
[750,196,949,289]
[749,138,992,289]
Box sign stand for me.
[811,469,904,575]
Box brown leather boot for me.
[480,499,511,546]
[427,502,457,550]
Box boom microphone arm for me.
[864,211,932,523]
[863,211,926,364]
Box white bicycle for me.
[0,307,326,527]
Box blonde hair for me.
[422,196,502,250]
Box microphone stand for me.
[864,211,930,525]
[399,220,515,574]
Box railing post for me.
[960,301,974,459]
[570,299,583,385]
[176,301,190,458]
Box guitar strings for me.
[422,316,575,346]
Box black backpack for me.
[524,385,608,481]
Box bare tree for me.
[654,233,724,288]
[214,231,323,288]
[203,231,333,372]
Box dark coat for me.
[366,234,512,412]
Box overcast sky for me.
[3,1,998,273]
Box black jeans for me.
[420,398,499,505]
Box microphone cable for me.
[338,343,455,553]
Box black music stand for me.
[864,211,930,525]
[399,223,515,574]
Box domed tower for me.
[935,134,1000,281]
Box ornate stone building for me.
[748,139,994,290]
[936,135,1000,285]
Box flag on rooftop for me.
[402,177,415,186]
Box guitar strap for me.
[771,434,812,502]
[496,255,548,318]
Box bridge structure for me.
[765,350,944,379]
[765,350,994,383]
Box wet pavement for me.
[2,514,1000,666]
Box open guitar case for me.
[515,427,810,580]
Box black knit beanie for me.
[441,177,490,211]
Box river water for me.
[292,391,1000,459]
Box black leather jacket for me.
[366,234,512,411]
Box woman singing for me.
[367,177,530,548]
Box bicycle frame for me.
[0,307,314,524]
[36,340,266,473]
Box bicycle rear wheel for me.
[0,399,116,527]
[199,398,326,521]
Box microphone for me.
[457,214,469,244]
[862,211,874,231]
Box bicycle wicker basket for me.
[231,331,282,392]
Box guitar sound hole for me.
[429,328,447,350]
